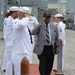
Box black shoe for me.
[3,70,6,72]
[53,69,57,73]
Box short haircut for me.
[43,12,51,18]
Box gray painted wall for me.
[31,6,38,19]
[0,0,4,30]
[66,0,75,13]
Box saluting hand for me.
[40,18,45,25]
[19,12,25,20]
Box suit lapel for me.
[41,24,46,36]
[50,23,53,43]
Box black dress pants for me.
[38,45,54,75]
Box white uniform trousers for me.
[11,53,30,75]
[62,44,65,71]
[57,45,65,72]
[30,36,35,64]
[3,46,12,70]
[53,44,65,71]
[5,60,13,75]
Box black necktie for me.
[46,24,50,44]
[27,26,33,44]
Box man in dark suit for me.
[32,12,60,75]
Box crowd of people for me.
[2,6,66,75]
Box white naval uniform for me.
[11,17,32,75]
[3,16,14,71]
[27,16,39,63]
[57,21,66,71]
[74,15,75,25]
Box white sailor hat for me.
[9,6,19,11]
[28,7,32,14]
[19,7,25,13]
[23,6,32,14]
[54,14,63,18]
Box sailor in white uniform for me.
[3,9,10,44]
[3,10,10,72]
[54,14,66,72]
[11,7,33,75]
[2,6,19,72]
[22,6,39,63]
